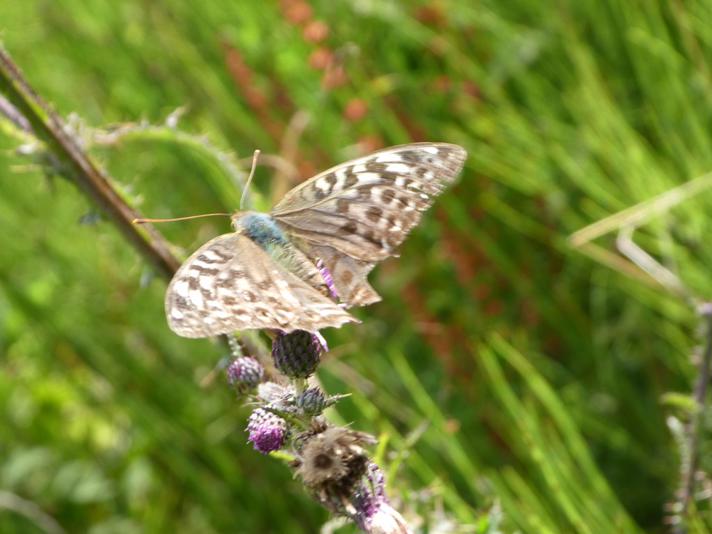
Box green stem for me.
[293,377,308,396]
[0,44,180,279]
[674,303,712,534]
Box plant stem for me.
[0,44,180,279]
[0,44,277,371]
[674,302,712,534]
[294,377,307,396]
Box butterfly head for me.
[232,211,288,248]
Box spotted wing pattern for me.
[271,143,467,305]
[165,233,357,337]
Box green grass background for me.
[1,1,712,532]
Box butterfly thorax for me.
[233,211,332,298]
[232,212,288,248]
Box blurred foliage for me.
[1,0,712,533]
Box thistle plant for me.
[227,327,411,533]
[0,45,452,532]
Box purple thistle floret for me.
[272,330,327,378]
[354,463,386,521]
[354,463,410,533]
[360,502,411,534]
[316,258,339,299]
[366,462,386,501]
[226,357,264,393]
[313,331,328,353]
[246,408,288,454]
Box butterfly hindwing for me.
[309,244,380,306]
[165,233,357,337]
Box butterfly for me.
[165,142,467,337]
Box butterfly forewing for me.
[271,143,466,262]
[165,233,357,337]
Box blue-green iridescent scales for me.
[165,143,467,337]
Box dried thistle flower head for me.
[257,381,293,403]
[292,417,330,453]
[295,426,376,514]
[255,381,298,418]
[225,356,263,394]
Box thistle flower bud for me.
[226,357,263,393]
[246,408,288,454]
[272,330,326,378]
[296,386,337,416]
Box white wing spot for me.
[199,276,215,291]
[235,278,251,291]
[376,153,403,163]
[383,163,409,173]
[174,280,190,298]
[349,172,380,184]
[315,180,331,194]
[171,309,184,319]
[352,163,368,173]
[333,168,347,189]
[201,250,222,262]
[189,289,205,309]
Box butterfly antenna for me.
[132,213,231,224]
[240,149,261,210]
